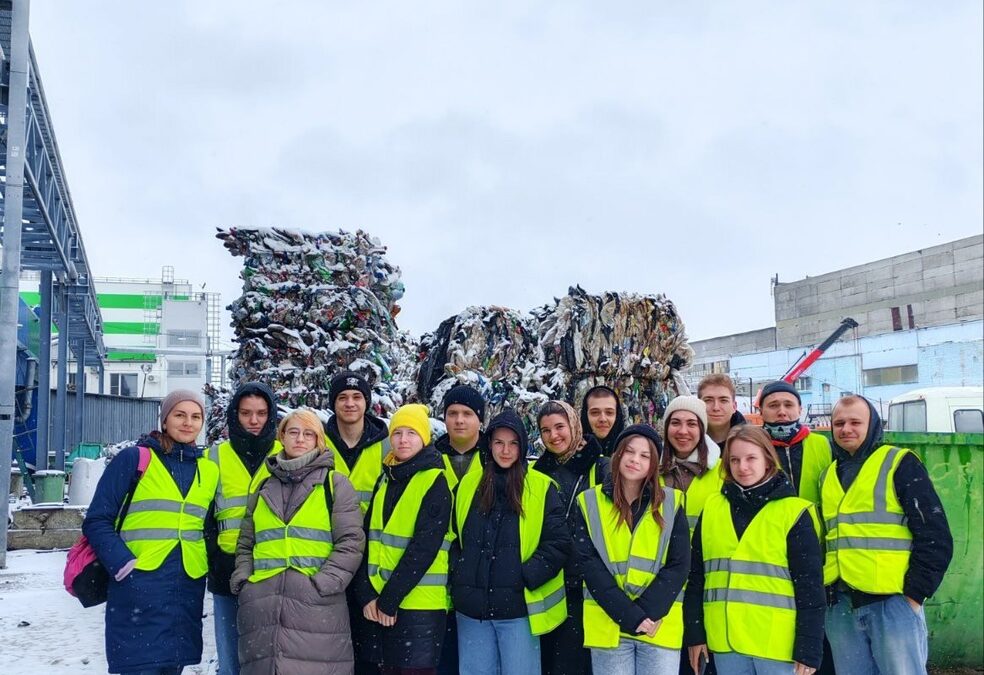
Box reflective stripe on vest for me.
[248,471,335,582]
[578,484,684,649]
[331,437,389,513]
[206,440,280,554]
[821,445,913,593]
[119,451,219,579]
[455,468,567,636]
[701,492,816,663]
[442,450,482,491]
[367,468,451,610]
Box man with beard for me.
[205,382,281,675]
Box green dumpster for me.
[66,443,103,474]
[32,470,66,504]
[883,432,984,668]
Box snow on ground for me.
[0,549,218,673]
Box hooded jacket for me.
[829,399,953,608]
[205,382,279,596]
[82,433,214,673]
[684,472,825,668]
[324,411,389,472]
[230,448,365,675]
[351,444,452,669]
[451,409,570,621]
[579,385,627,457]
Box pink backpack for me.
[64,446,151,607]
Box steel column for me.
[35,270,52,469]
[53,284,70,471]
[73,345,85,450]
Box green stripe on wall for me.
[106,351,156,362]
[19,292,192,309]
[104,322,159,335]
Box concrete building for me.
[20,267,224,398]
[689,235,984,419]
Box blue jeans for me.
[591,638,679,675]
[213,593,241,675]
[456,613,541,675]
[713,652,793,674]
[825,592,928,675]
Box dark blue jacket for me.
[82,433,211,673]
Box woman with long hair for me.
[230,408,365,674]
[533,399,609,674]
[82,390,219,675]
[451,409,570,674]
[684,425,825,675]
[573,424,690,674]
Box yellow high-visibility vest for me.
[367,468,452,610]
[702,492,818,663]
[455,468,567,635]
[793,433,832,505]
[205,440,281,554]
[330,436,389,514]
[248,471,336,583]
[119,451,218,578]
[578,484,684,649]
[821,445,914,593]
[681,462,724,538]
[442,450,482,491]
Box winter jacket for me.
[351,445,452,668]
[435,431,485,483]
[82,433,216,674]
[579,385,627,457]
[533,435,609,586]
[708,410,747,446]
[573,478,691,633]
[828,398,953,608]
[451,464,570,620]
[324,412,389,472]
[684,473,826,668]
[230,447,365,675]
[205,381,279,597]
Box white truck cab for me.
[887,386,984,433]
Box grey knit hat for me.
[160,389,207,427]
[662,396,708,433]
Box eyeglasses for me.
[284,428,320,441]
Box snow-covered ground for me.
[0,549,218,673]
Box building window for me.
[167,361,201,377]
[794,377,812,391]
[906,304,915,329]
[110,373,138,397]
[167,329,202,348]
[891,307,903,331]
[863,364,918,387]
[954,409,984,434]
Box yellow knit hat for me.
[389,403,432,446]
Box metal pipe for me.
[53,285,70,472]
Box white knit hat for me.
[662,396,708,433]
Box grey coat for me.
[231,448,365,675]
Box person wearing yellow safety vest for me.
[822,396,953,675]
[81,390,219,675]
[230,409,365,675]
[451,409,570,675]
[533,399,610,675]
[203,382,281,675]
[684,425,825,675]
[351,404,453,675]
[758,381,832,506]
[573,424,691,675]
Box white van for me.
[887,386,984,433]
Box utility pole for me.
[0,0,31,568]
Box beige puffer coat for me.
[231,448,365,675]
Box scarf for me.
[550,400,587,465]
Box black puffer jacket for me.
[684,473,825,668]
[205,381,279,596]
[351,445,452,669]
[573,477,690,634]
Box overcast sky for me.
[27,2,983,348]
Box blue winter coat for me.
[82,433,213,674]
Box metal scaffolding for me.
[0,0,105,565]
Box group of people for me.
[81,371,953,675]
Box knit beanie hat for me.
[612,423,664,460]
[442,384,487,422]
[328,370,372,411]
[389,403,432,446]
[662,396,708,434]
[760,380,801,406]
[160,389,206,428]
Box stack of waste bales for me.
[218,227,413,415]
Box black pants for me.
[540,588,592,675]
[678,648,716,675]
[436,612,458,675]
